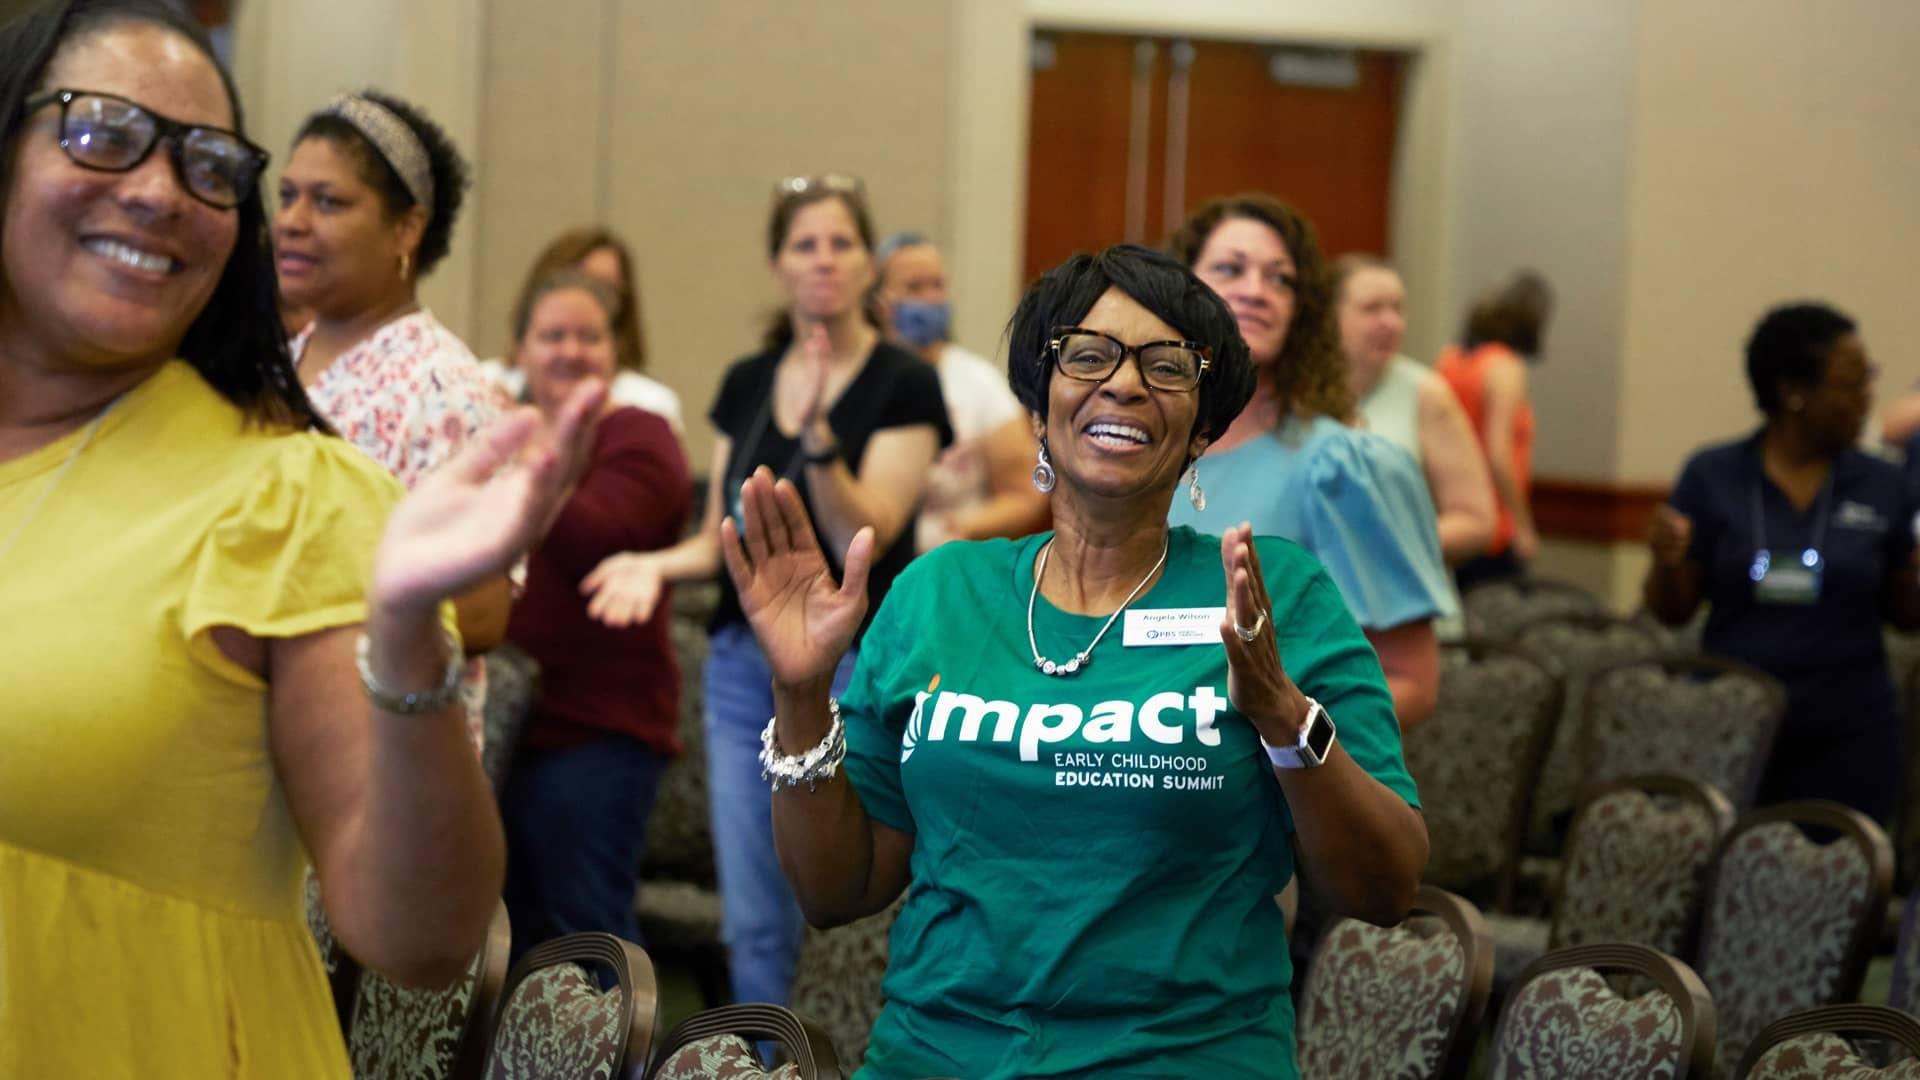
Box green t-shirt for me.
[842,525,1419,1079]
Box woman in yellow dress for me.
[0,0,601,1074]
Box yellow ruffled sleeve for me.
[181,432,405,688]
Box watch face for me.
[1304,710,1335,760]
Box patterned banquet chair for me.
[305,865,361,1033]
[1461,576,1604,643]
[1295,885,1493,1080]
[1737,1005,1920,1079]
[1697,803,1893,1080]
[348,901,512,1080]
[637,581,727,1008]
[1489,943,1715,1080]
[482,933,657,1080]
[1484,775,1735,991]
[1510,613,1665,863]
[1402,640,1560,910]
[1889,897,1920,1019]
[644,1003,843,1080]
[787,894,907,1071]
[481,643,541,794]
[1583,655,1785,814]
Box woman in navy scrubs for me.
[1644,303,1920,823]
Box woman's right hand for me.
[582,551,667,627]
[722,465,872,689]
[1648,505,1693,567]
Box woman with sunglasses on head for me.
[0,0,602,1073]
[1168,195,1455,728]
[728,244,1425,1079]
[481,226,684,434]
[275,88,505,746]
[585,175,951,1008]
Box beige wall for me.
[1617,0,1920,484]
[473,0,952,468]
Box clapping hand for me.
[1648,505,1692,568]
[372,379,606,617]
[1218,523,1309,747]
[722,466,871,689]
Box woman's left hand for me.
[1219,523,1310,747]
[372,379,607,616]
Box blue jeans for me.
[704,622,858,1007]
[501,734,669,965]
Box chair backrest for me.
[1738,1004,1920,1079]
[1550,775,1736,957]
[1462,576,1604,642]
[482,933,658,1080]
[1889,898,1920,1018]
[1698,803,1894,1080]
[788,894,906,1070]
[1897,651,1920,895]
[644,1004,844,1080]
[1490,943,1715,1080]
[1511,613,1667,855]
[1583,655,1786,814]
[642,583,720,887]
[304,866,361,1034]
[481,644,541,794]
[1403,640,1561,908]
[1296,885,1493,1080]
[350,901,512,1080]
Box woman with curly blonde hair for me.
[1167,194,1453,727]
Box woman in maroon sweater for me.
[500,269,691,957]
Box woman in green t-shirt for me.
[723,245,1429,1078]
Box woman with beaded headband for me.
[275,87,506,747]
[0,0,603,1072]
[1169,194,1455,729]
[723,244,1426,1078]
[584,174,952,1010]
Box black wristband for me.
[803,438,842,466]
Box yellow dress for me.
[0,362,403,1077]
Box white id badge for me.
[1123,607,1225,646]
[1751,549,1823,606]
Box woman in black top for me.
[1645,302,1920,821]
[585,175,950,1006]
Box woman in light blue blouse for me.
[1167,194,1453,728]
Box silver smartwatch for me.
[1263,696,1335,769]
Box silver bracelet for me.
[759,698,846,792]
[355,628,464,715]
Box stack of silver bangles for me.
[759,698,846,792]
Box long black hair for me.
[0,0,328,431]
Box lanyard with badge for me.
[1748,472,1834,606]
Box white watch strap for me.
[1264,698,1329,769]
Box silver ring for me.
[1233,609,1268,642]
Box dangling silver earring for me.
[1032,442,1056,494]
[1185,462,1206,512]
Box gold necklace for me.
[0,397,122,565]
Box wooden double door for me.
[1024,30,1407,285]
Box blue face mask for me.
[892,300,951,348]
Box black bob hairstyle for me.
[1005,244,1256,447]
[0,0,327,430]
[1744,301,1858,417]
[293,89,470,278]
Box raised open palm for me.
[372,380,606,615]
[721,466,871,688]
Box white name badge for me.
[1123,607,1226,647]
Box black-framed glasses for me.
[1048,326,1212,393]
[23,88,269,210]
[774,173,866,203]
